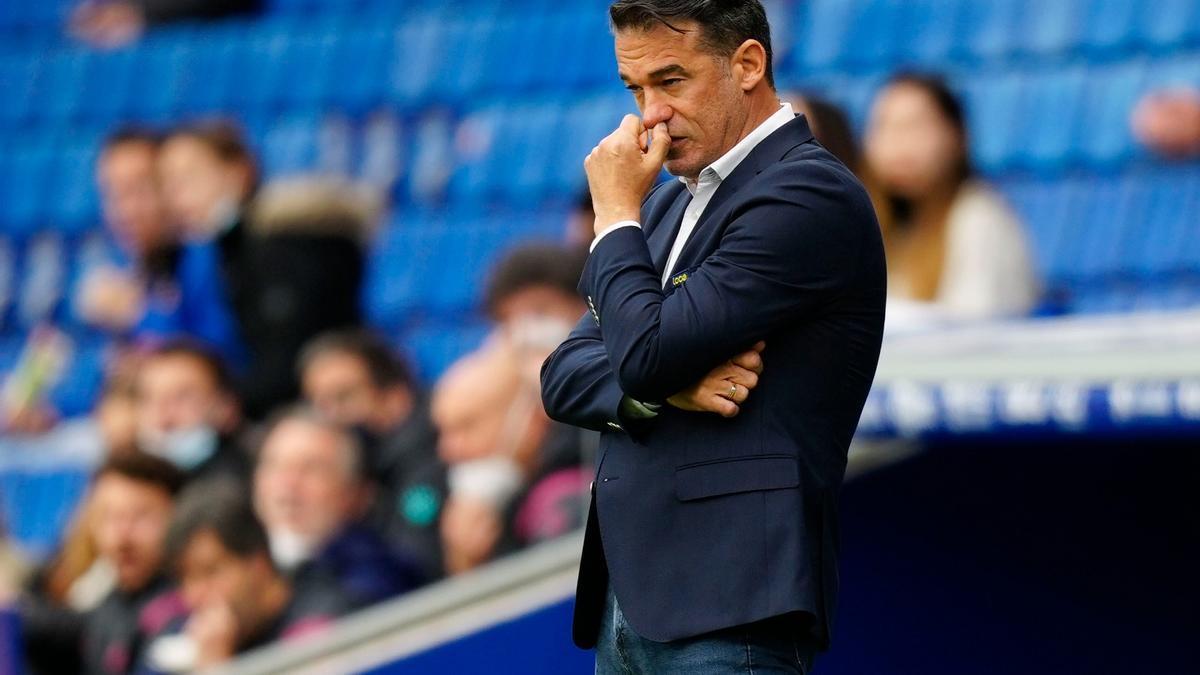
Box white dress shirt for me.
[590,103,796,286]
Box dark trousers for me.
[595,588,817,674]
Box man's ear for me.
[730,39,767,92]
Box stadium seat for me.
[1076,61,1148,169]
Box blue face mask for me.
[143,425,218,471]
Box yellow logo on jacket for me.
[671,273,689,287]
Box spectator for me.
[433,346,584,576]
[254,408,423,608]
[297,330,442,580]
[159,122,368,419]
[21,453,186,675]
[79,454,187,675]
[864,72,1038,323]
[484,243,588,386]
[146,483,350,672]
[1132,88,1200,158]
[134,340,249,485]
[77,127,181,336]
[70,0,262,49]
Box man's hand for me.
[585,115,669,233]
[667,342,766,418]
[187,601,239,669]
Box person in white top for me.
[865,72,1040,325]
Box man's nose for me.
[641,99,673,130]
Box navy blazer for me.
[541,114,886,650]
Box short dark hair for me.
[102,125,163,153]
[483,243,587,318]
[94,451,185,497]
[142,338,236,395]
[297,329,414,391]
[609,0,774,88]
[165,480,270,567]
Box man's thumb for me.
[647,123,670,163]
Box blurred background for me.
[0,0,1197,673]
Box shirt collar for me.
[680,102,796,191]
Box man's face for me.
[176,530,267,635]
[301,352,381,430]
[254,418,358,544]
[616,21,748,180]
[91,473,173,592]
[865,83,964,199]
[431,382,511,465]
[158,137,240,238]
[135,354,229,439]
[97,142,170,256]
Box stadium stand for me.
[0,1,1196,671]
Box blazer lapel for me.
[666,115,817,278]
[647,183,691,281]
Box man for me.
[254,408,423,607]
[435,346,584,576]
[77,127,181,335]
[297,330,441,578]
[540,2,886,673]
[148,483,350,671]
[81,453,187,675]
[134,340,249,485]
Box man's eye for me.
[626,86,642,94]
[662,78,683,87]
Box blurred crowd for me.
[0,4,1197,673]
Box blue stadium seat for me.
[328,25,391,113]
[891,0,962,67]
[1076,61,1148,169]
[1133,0,1200,51]
[79,46,137,124]
[259,113,322,177]
[31,49,89,123]
[954,0,1024,63]
[0,467,90,559]
[1016,66,1088,172]
[959,71,1024,174]
[1016,0,1084,57]
[1081,0,1139,55]
[399,318,490,385]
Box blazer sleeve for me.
[583,166,872,402]
[540,311,628,432]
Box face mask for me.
[140,425,218,471]
[447,457,525,509]
[267,528,319,572]
[187,195,240,243]
[507,315,574,354]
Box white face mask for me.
[187,195,240,242]
[507,315,574,354]
[447,457,525,509]
[267,528,319,572]
[139,425,218,472]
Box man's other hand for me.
[666,342,766,418]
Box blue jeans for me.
[595,589,816,674]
